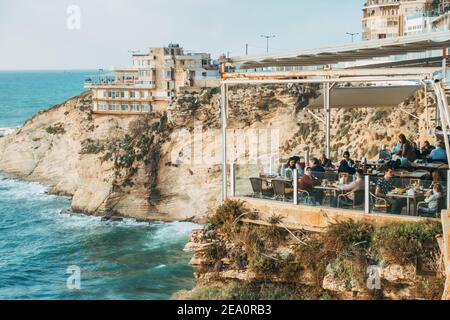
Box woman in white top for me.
[418,184,442,216]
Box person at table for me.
[310,158,325,178]
[338,151,356,175]
[418,184,442,217]
[375,167,406,215]
[299,167,324,205]
[281,157,298,180]
[319,154,333,169]
[392,150,412,171]
[399,134,417,162]
[421,141,435,159]
[336,169,365,207]
[378,145,391,162]
[427,141,448,164]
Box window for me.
[141,104,151,112]
[202,72,207,78]
[130,91,136,99]
[121,103,129,111]
[98,103,107,111]
[130,103,140,112]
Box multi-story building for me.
[85,43,219,115]
[362,0,437,40]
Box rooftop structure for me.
[85,44,220,115]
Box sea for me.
[0,70,196,300]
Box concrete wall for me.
[234,197,439,232]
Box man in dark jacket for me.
[338,151,356,175]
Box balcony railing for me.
[84,79,156,89]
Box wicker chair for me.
[249,178,274,198]
[337,190,365,209]
[272,180,293,202]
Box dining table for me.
[385,190,426,216]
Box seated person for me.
[375,167,406,215]
[310,158,325,175]
[281,157,298,180]
[391,143,401,156]
[392,150,412,171]
[378,145,391,161]
[418,184,442,217]
[399,134,417,163]
[319,154,333,169]
[428,142,448,164]
[421,141,435,159]
[337,169,365,207]
[338,151,356,175]
[299,167,324,205]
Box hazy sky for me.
[0,0,365,70]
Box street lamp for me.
[346,32,359,43]
[260,35,276,53]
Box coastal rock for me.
[0,86,438,221]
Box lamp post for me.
[346,32,359,43]
[260,35,276,53]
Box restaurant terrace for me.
[217,32,450,230]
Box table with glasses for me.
[384,190,426,216]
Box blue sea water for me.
[0,71,196,300]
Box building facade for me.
[361,0,450,40]
[85,43,219,115]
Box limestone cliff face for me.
[0,85,438,221]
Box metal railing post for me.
[447,170,450,211]
[365,175,370,214]
[230,162,236,197]
[293,169,298,205]
[304,149,310,167]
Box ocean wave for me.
[0,127,16,137]
[0,175,53,201]
[144,221,199,249]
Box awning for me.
[231,31,450,69]
[306,85,422,109]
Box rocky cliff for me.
[0,85,439,221]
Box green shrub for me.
[372,221,442,265]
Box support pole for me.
[230,162,235,197]
[324,82,331,159]
[293,169,298,205]
[433,81,450,166]
[304,149,310,167]
[365,175,370,214]
[423,82,429,132]
[221,83,228,203]
[447,171,450,211]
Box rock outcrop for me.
[0,85,440,221]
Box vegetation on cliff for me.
[184,200,445,300]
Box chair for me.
[370,193,391,213]
[416,196,444,218]
[272,180,293,202]
[249,178,273,199]
[338,189,365,209]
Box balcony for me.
[84,79,156,90]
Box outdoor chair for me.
[272,180,293,202]
[416,196,445,218]
[249,178,274,199]
[370,193,390,213]
[337,189,365,209]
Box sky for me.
[0,0,366,70]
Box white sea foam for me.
[144,221,199,249]
[0,127,16,137]
[0,175,52,201]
